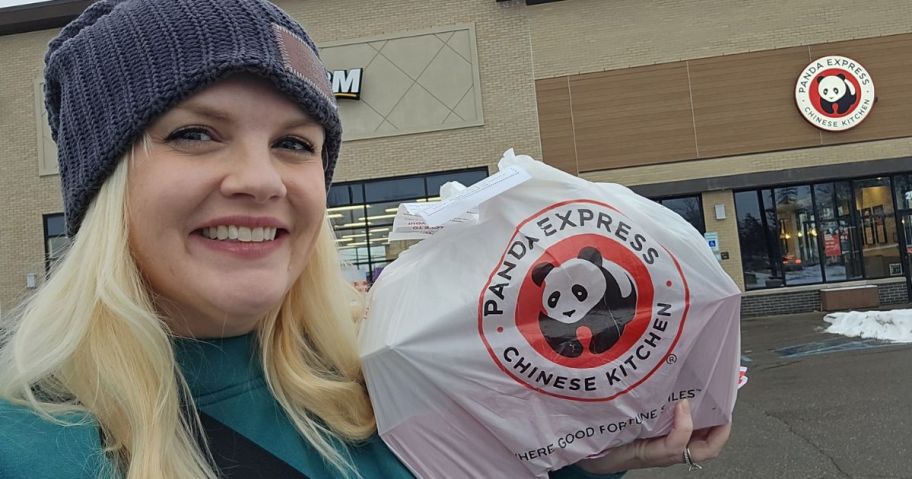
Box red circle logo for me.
[478,200,689,401]
[795,56,875,131]
[515,234,655,369]
[807,68,861,117]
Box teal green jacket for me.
[0,334,623,478]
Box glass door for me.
[899,212,912,293]
[891,174,912,297]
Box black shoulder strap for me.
[197,411,311,479]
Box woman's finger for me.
[633,399,693,467]
[687,422,732,462]
[663,399,694,450]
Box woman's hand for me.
[575,399,732,474]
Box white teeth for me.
[201,225,281,242]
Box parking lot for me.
[626,310,912,479]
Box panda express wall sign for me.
[795,55,875,131]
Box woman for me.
[0,0,730,478]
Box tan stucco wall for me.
[527,0,912,78]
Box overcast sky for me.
[0,0,48,8]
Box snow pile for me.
[823,310,912,343]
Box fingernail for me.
[681,399,690,414]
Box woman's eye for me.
[165,127,213,142]
[275,137,315,153]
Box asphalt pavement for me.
[625,308,912,479]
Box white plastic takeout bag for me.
[359,150,742,478]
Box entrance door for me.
[899,211,912,295]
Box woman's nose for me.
[219,144,287,202]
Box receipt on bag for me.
[415,165,531,227]
[388,163,531,240]
[388,204,478,241]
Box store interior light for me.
[335,237,353,243]
[357,213,398,221]
[370,227,390,233]
[327,213,343,219]
[343,233,367,239]
[328,205,369,212]
[337,221,372,228]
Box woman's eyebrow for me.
[170,103,234,123]
[170,103,317,130]
[282,116,319,129]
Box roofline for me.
[0,0,94,37]
[2,0,566,37]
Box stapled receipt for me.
[389,152,532,241]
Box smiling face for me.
[127,74,327,337]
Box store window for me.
[657,196,705,234]
[855,177,899,279]
[330,168,488,287]
[735,190,781,290]
[734,174,908,290]
[814,182,862,282]
[893,174,912,210]
[774,185,821,285]
[43,213,70,274]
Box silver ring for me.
[683,447,703,471]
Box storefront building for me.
[2,0,911,317]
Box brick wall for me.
[878,281,909,305]
[0,28,64,316]
[700,190,744,290]
[275,0,543,184]
[742,290,822,317]
[742,281,911,317]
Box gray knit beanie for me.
[44,0,341,236]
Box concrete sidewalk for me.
[624,309,912,479]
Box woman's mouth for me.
[197,225,285,242]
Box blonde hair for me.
[0,145,374,478]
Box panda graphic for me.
[816,73,857,115]
[531,246,637,358]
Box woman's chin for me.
[218,291,285,320]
